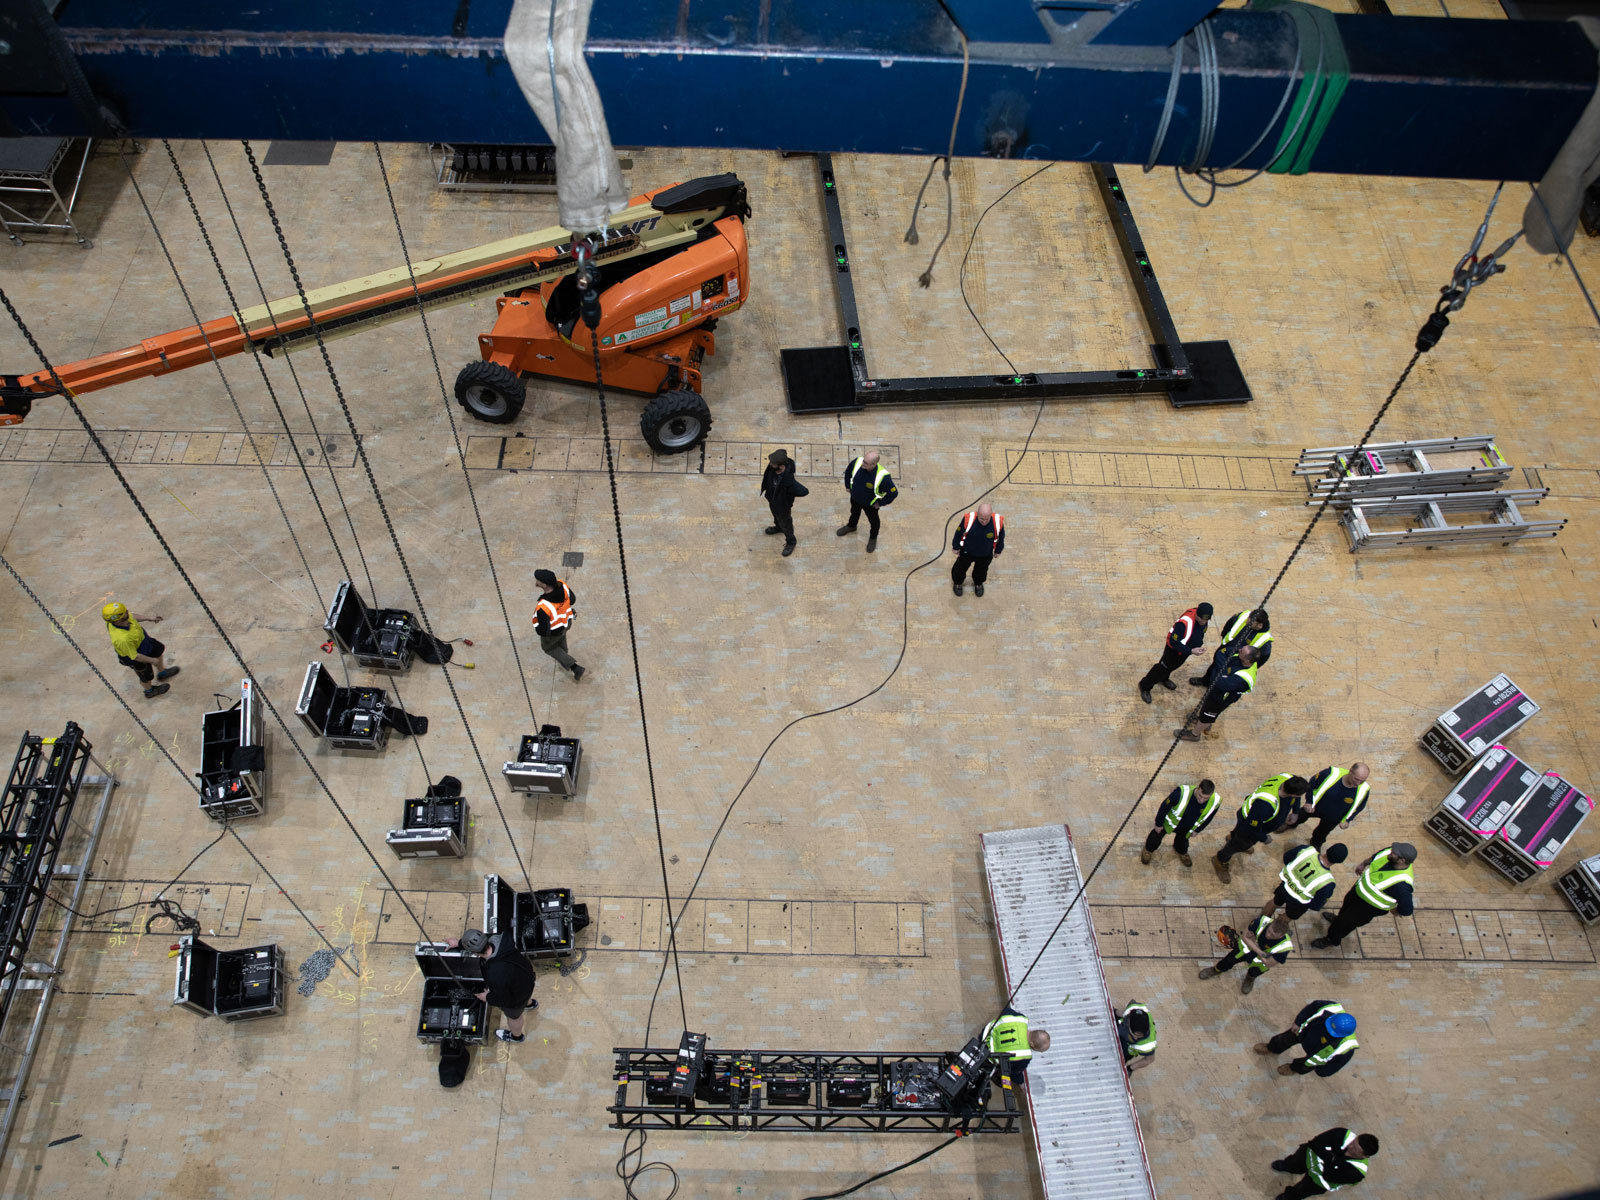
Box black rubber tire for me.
[640,389,712,454]
[454,361,526,424]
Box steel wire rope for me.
[0,546,356,974]
[122,146,438,791]
[1528,182,1600,330]
[118,147,323,614]
[903,27,969,287]
[0,286,465,990]
[368,143,541,736]
[239,140,534,894]
[196,140,382,616]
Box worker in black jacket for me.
[454,927,537,1043]
[1271,1128,1379,1198]
[951,503,1005,596]
[1193,607,1272,686]
[1141,778,1221,867]
[1291,763,1372,850]
[760,448,810,557]
[836,450,897,553]
[1139,601,1211,703]
[1211,772,1307,884]
[1255,1001,1359,1078]
[1176,644,1258,742]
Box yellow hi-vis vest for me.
[1312,766,1370,822]
[1165,784,1221,834]
[982,1014,1032,1063]
[1301,1003,1359,1069]
[1306,1129,1369,1191]
[846,457,892,505]
[1120,1002,1157,1056]
[1221,612,1273,655]
[1280,845,1335,904]
[1354,848,1414,912]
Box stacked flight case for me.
[414,941,488,1044]
[172,935,286,1021]
[1419,674,1539,774]
[1423,745,1541,857]
[1555,854,1600,925]
[1478,772,1593,885]
[198,677,267,820]
[484,873,590,961]
[502,726,583,797]
[387,777,470,859]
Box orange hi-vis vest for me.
[960,511,1003,548]
[535,582,574,631]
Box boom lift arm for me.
[0,182,745,427]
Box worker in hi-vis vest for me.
[981,1005,1050,1087]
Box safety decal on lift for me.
[669,295,692,315]
[612,313,681,346]
[634,305,669,327]
[728,276,740,299]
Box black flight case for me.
[323,579,418,674]
[501,725,582,796]
[483,873,590,961]
[386,782,470,859]
[1419,674,1539,774]
[414,941,488,1044]
[197,677,267,820]
[1478,772,1593,885]
[1555,853,1600,925]
[1423,744,1541,857]
[295,661,391,751]
[172,935,286,1022]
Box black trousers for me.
[846,503,881,535]
[1265,1029,1315,1069]
[1145,826,1194,856]
[1213,946,1267,978]
[1198,691,1239,724]
[1139,643,1189,692]
[1278,1175,1331,1199]
[118,655,155,684]
[952,554,992,585]
[768,503,796,544]
[1323,894,1384,945]
[1215,819,1263,863]
[1307,814,1343,850]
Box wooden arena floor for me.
[0,128,1595,1199]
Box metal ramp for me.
[981,825,1156,1200]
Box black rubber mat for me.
[780,346,859,414]
[262,141,336,166]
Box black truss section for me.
[609,1047,1023,1135]
[781,155,1249,414]
[0,724,90,1034]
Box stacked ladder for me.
[1340,488,1565,551]
[1294,435,1510,502]
[981,825,1156,1200]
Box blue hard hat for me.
[1328,1012,1357,1038]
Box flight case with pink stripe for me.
[1423,745,1542,857]
[1479,772,1593,885]
[1420,674,1540,774]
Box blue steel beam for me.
[0,0,1593,181]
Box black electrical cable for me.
[368,142,542,737]
[799,1134,964,1200]
[240,139,534,894]
[616,1128,680,1200]
[0,285,457,987]
[121,145,439,792]
[196,140,382,618]
[637,159,1061,1053]
[0,547,354,973]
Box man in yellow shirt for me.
[103,602,179,698]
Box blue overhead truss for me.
[0,0,1594,180]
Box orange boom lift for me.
[1,174,749,453]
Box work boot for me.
[1270,1159,1296,1174]
[143,683,171,699]
[974,583,984,596]
[1254,1042,1273,1055]
[765,525,782,535]
[1198,966,1218,980]
[1241,974,1257,995]
[156,666,180,681]
[1310,937,1334,950]
[1189,676,1207,686]
[1175,728,1201,742]
[865,535,878,553]
[1178,852,1193,867]
[782,542,796,557]
[953,582,964,596]
[570,664,586,682]
[1159,679,1177,690]
[1139,688,1152,704]
[1242,843,1256,855]
[836,524,856,536]
[1139,848,1152,865]
[1277,1064,1296,1076]
[1212,856,1231,884]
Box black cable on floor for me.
[0,285,459,986]
[799,1134,963,1200]
[241,139,534,894]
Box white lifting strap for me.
[504,0,629,234]
[1523,16,1600,254]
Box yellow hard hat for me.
[102,601,129,623]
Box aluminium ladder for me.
[1339,488,1565,551]
[1295,435,1511,503]
[981,825,1157,1200]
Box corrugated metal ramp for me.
[981,824,1157,1200]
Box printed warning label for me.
[613,314,680,345]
